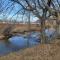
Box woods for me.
[0,0,60,60]
[0,0,60,43]
[9,0,60,43]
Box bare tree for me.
[0,0,60,43]
[8,0,60,43]
[2,24,15,40]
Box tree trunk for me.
[40,18,46,44]
[56,13,60,35]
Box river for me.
[0,32,40,56]
[0,28,56,56]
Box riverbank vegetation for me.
[0,39,60,60]
[0,0,60,60]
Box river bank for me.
[0,39,60,60]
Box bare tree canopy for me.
[9,0,60,19]
[0,0,60,19]
[0,0,60,43]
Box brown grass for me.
[0,23,41,33]
[0,39,60,60]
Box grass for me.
[0,39,60,60]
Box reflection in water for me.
[0,32,40,56]
[0,41,20,56]
[0,29,56,56]
[9,35,40,48]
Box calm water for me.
[0,29,56,56]
[0,32,40,56]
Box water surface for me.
[0,32,40,56]
[0,29,56,56]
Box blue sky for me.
[0,0,38,22]
[0,0,60,22]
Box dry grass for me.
[0,23,59,60]
[0,23,41,34]
[0,39,60,60]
